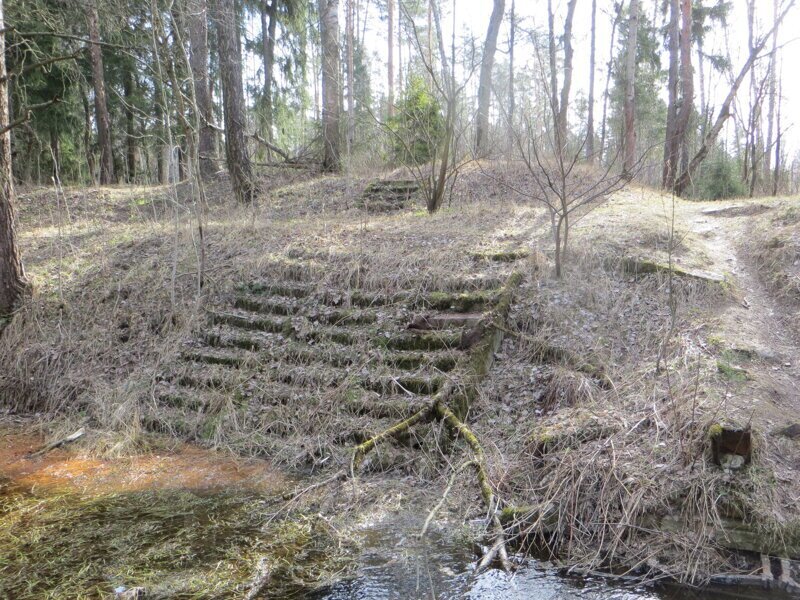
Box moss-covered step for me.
[381,330,462,351]
[208,310,291,335]
[471,248,531,262]
[621,257,725,283]
[381,350,460,372]
[236,281,314,299]
[343,390,427,419]
[181,348,259,368]
[416,290,500,312]
[363,374,444,396]
[234,295,300,317]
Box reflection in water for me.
[311,514,783,600]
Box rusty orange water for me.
[0,426,287,494]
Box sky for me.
[240,0,800,161]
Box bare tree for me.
[599,1,622,165]
[387,0,394,117]
[673,0,693,184]
[674,0,795,196]
[585,0,596,161]
[546,0,578,153]
[507,0,516,142]
[212,0,256,202]
[260,0,278,141]
[475,0,505,155]
[765,0,779,186]
[622,0,639,178]
[346,0,355,152]
[0,0,28,315]
[86,1,115,184]
[189,0,215,179]
[318,0,341,171]
[662,0,680,187]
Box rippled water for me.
[311,514,785,600]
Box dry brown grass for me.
[2,165,797,588]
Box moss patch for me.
[0,482,353,600]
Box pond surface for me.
[312,513,788,600]
[0,428,791,599]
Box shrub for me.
[695,152,746,200]
[388,75,444,165]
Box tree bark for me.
[0,0,28,316]
[585,0,596,161]
[674,0,794,196]
[599,2,621,165]
[557,0,578,151]
[507,0,515,142]
[662,0,679,187]
[671,0,693,189]
[765,0,779,182]
[318,0,341,172]
[87,2,115,185]
[475,0,505,155]
[346,0,355,153]
[622,0,639,178]
[212,0,256,202]
[123,68,136,183]
[387,0,394,117]
[190,0,215,180]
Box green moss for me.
[421,290,498,312]
[0,484,354,600]
[385,331,461,351]
[716,361,750,382]
[708,423,724,439]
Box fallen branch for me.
[250,132,291,162]
[350,401,435,476]
[30,427,85,457]
[419,460,477,538]
[243,557,270,600]
[434,403,512,574]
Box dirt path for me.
[682,201,799,433]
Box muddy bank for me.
[0,426,351,599]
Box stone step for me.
[380,349,460,372]
[208,309,290,335]
[382,330,462,352]
[236,280,314,299]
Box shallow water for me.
[311,514,790,600]
[0,429,790,599]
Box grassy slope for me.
[1,168,799,584]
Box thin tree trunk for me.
[773,69,782,196]
[318,0,341,172]
[557,0,578,152]
[123,68,136,182]
[80,83,96,185]
[674,0,794,196]
[697,36,707,137]
[153,75,169,184]
[387,0,394,117]
[765,0,778,182]
[599,2,621,165]
[585,0,596,161]
[507,0,515,143]
[212,0,256,202]
[672,0,693,188]
[260,0,278,143]
[662,0,679,187]
[190,0,215,179]
[546,0,559,142]
[623,0,639,178]
[475,0,505,154]
[0,0,28,315]
[346,0,355,153]
[87,2,115,185]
